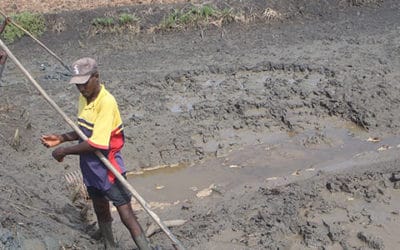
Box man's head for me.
[70,57,100,101]
[69,57,98,84]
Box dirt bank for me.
[0,0,187,14]
[1,0,400,249]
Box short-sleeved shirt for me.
[77,84,126,191]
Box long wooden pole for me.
[0,10,70,72]
[0,39,185,250]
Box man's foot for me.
[133,233,152,250]
[98,221,117,249]
[89,228,102,240]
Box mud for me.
[1,0,400,249]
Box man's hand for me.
[41,134,63,148]
[52,147,66,162]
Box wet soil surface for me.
[1,0,400,249]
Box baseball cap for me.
[69,57,98,84]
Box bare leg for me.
[92,197,116,249]
[116,203,151,250]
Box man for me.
[41,57,151,250]
[0,17,10,80]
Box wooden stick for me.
[146,220,187,237]
[0,10,70,72]
[0,39,185,250]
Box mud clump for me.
[357,231,384,249]
[162,168,400,249]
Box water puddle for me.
[126,119,400,209]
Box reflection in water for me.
[127,162,189,178]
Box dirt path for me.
[1,0,400,249]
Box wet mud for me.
[1,0,400,249]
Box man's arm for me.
[41,131,79,148]
[60,131,80,142]
[42,131,100,162]
[52,140,97,162]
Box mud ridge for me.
[161,166,400,249]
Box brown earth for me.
[1,0,400,249]
[0,0,187,14]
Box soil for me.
[1,0,400,249]
[0,0,187,14]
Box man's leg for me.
[92,196,117,249]
[116,202,151,250]
[107,174,152,250]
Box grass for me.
[92,17,115,27]
[0,6,282,41]
[118,13,139,25]
[91,13,140,34]
[90,6,281,34]
[160,5,238,30]
[3,12,46,43]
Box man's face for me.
[75,74,99,100]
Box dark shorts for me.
[87,174,132,207]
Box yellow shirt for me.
[77,84,125,190]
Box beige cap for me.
[69,57,98,84]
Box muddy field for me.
[1,0,400,249]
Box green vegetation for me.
[3,12,46,43]
[92,17,115,27]
[91,13,140,32]
[118,13,139,25]
[0,6,277,41]
[160,5,236,30]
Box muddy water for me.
[126,119,400,206]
